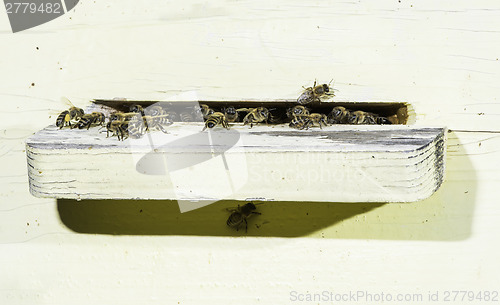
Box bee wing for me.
[60,96,76,108]
[236,108,250,112]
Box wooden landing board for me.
[26,123,446,203]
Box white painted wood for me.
[1,1,500,305]
[26,121,446,202]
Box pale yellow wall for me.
[1,1,499,304]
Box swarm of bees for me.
[55,83,398,139]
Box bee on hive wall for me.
[55,97,85,129]
[297,80,334,105]
[226,202,262,233]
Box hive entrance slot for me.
[92,100,409,125]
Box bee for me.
[286,105,310,119]
[347,110,377,125]
[226,202,262,233]
[223,106,239,122]
[307,113,328,128]
[106,121,129,141]
[240,107,270,128]
[179,111,194,122]
[289,113,328,130]
[109,112,137,122]
[143,115,172,133]
[127,117,147,138]
[72,112,106,130]
[202,112,229,131]
[129,104,145,116]
[327,106,350,124]
[375,116,392,124]
[56,107,85,128]
[145,105,172,126]
[201,104,215,120]
[158,105,179,122]
[165,111,179,122]
[125,105,172,134]
[289,115,310,130]
[297,80,334,105]
[192,104,214,121]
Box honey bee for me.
[126,105,172,134]
[375,116,392,124]
[289,115,310,130]
[179,111,194,122]
[201,104,215,120]
[347,110,377,124]
[226,202,262,233]
[129,104,145,116]
[297,80,334,105]
[240,107,270,128]
[308,113,328,128]
[109,112,137,122]
[223,106,239,122]
[165,111,179,122]
[327,106,350,124]
[72,112,106,130]
[106,121,129,141]
[289,113,328,130]
[56,107,85,128]
[158,105,179,122]
[145,105,172,126]
[192,104,214,121]
[202,112,229,131]
[286,105,310,119]
[127,117,147,138]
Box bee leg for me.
[244,219,248,233]
[251,212,262,215]
[157,124,169,134]
[87,118,95,130]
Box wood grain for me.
[26,123,446,202]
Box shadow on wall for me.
[57,131,476,240]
